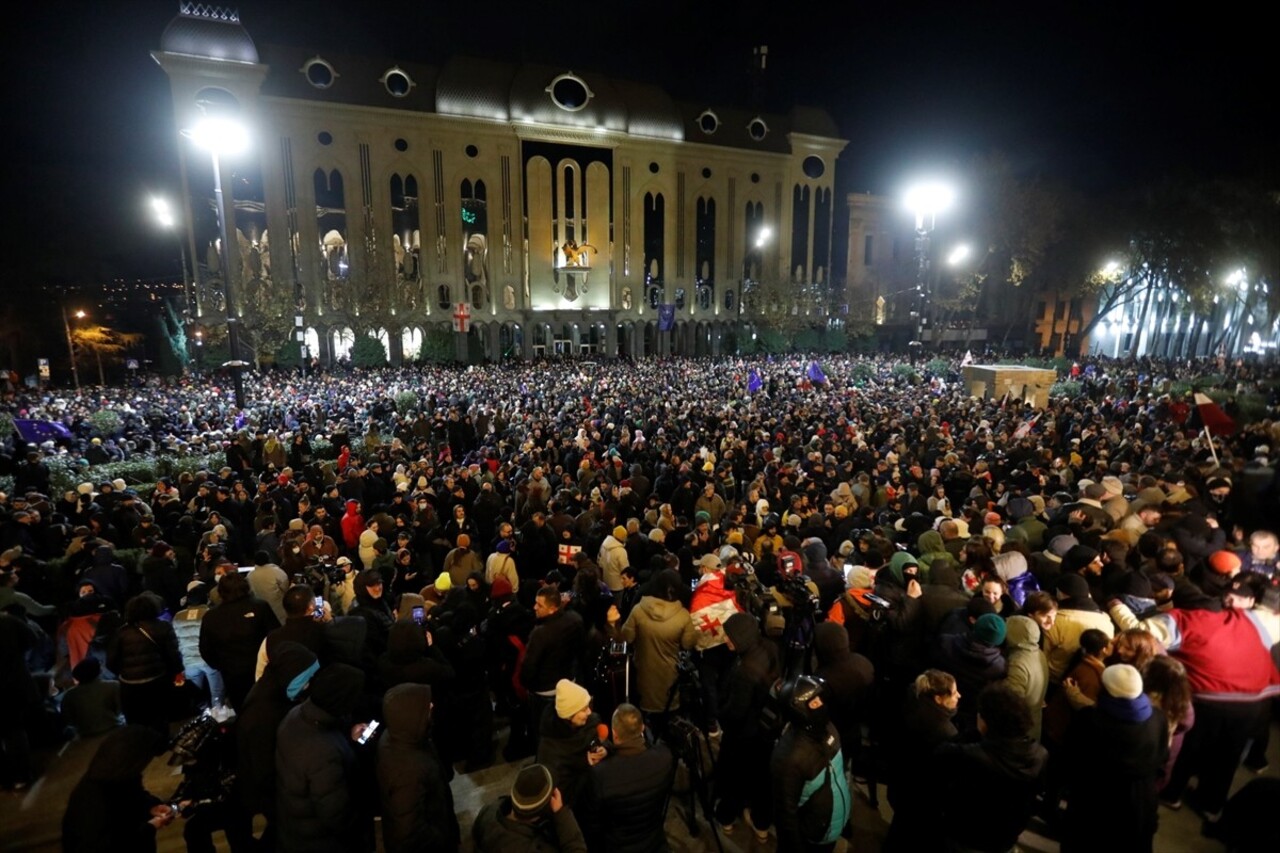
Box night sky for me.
[7,1,1269,287]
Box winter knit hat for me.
[612,526,627,541]
[511,764,554,817]
[1101,663,1144,700]
[434,572,452,591]
[972,613,1007,646]
[554,679,591,719]
[456,534,471,548]
[1208,550,1242,575]
[489,576,514,599]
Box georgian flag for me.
[557,543,581,566]
[690,573,741,649]
[1194,393,1235,436]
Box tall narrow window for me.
[644,192,664,307]
[461,179,489,308]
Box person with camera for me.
[473,763,588,852]
[770,675,852,852]
[577,703,675,852]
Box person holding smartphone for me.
[256,585,334,679]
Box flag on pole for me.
[807,361,828,384]
[1194,393,1235,436]
[747,369,763,394]
[657,304,676,332]
[961,349,973,367]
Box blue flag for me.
[13,418,74,443]
[807,361,828,384]
[748,369,763,394]
[657,304,676,332]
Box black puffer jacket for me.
[813,622,874,747]
[578,740,675,853]
[520,606,585,693]
[375,622,455,691]
[236,642,319,814]
[376,683,460,853]
[198,594,278,681]
[106,618,182,684]
[275,664,364,853]
[719,612,780,739]
[771,722,851,850]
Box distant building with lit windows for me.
[153,4,848,364]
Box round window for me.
[697,110,719,135]
[750,172,760,184]
[318,131,333,146]
[394,138,408,152]
[649,162,660,174]
[702,167,712,179]
[383,68,413,97]
[802,156,825,179]
[548,73,592,112]
[465,144,479,158]
[747,117,768,141]
[303,58,335,89]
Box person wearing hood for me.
[376,620,455,692]
[349,569,395,659]
[236,641,320,847]
[801,538,844,612]
[62,725,172,853]
[340,500,365,551]
[812,622,873,770]
[916,529,958,580]
[1044,573,1115,680]
[376,683,460,853]
[81,544,129,608]
[714,611,781,837]
[597,525,631,593]
[198,571,279,712]
[606,567,696,715]
[931,612,1008,734]
[935,683,1049,852]
[275,663,367,853]
[770,675,852,851]
[1002,615,1049,741]
[1062,664,1168,853]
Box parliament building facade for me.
[155,5,850,364]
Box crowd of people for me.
[1,350,1279,852]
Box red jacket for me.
[340,501,365,549]
[1156,607,1280,702]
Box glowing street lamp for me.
[62,308,87,392]
[904,180,955,348]
[184,104,249,408]
[946,244,971,267]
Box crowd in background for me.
[1,350,1279,852]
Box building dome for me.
[159,4,259,64]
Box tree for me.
[351,333,388,368]
[70,325,144,385]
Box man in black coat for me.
[199,572,279,711]
[236,641,318,848]
[578,702,674,852]
[771,675,852,852]
[275,663,366,853]
[521,585,585,748]
[62,726,174,853]
[376,683,460,853]
[812,622,874,770]
[884,668,960,852]
[714,611,781,839]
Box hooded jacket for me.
[616,588,696,712]
[1003,615,1049,740]
[771,720,851,849]
[82,545,128,606]
[237,642,319,813]
[936,729,1049,851]
[275,663,365,853]
[597,532,630,592]
[377,684,460,853]
[340,500,364,550]
[720,612,781,739]
[376,621,455,691]
[349,571,395,657]
[813,622,874,745]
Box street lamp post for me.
[61,307,85,392]
[186,108,249,409]
[904,182,955,352]
[150,197,197,367]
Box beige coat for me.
[617,596,696,712]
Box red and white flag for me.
[1194,393,1235,436]
[453,302,472,333]
[1013,412,1040,440]
[690,573,741,650]
[961,350,973,367]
